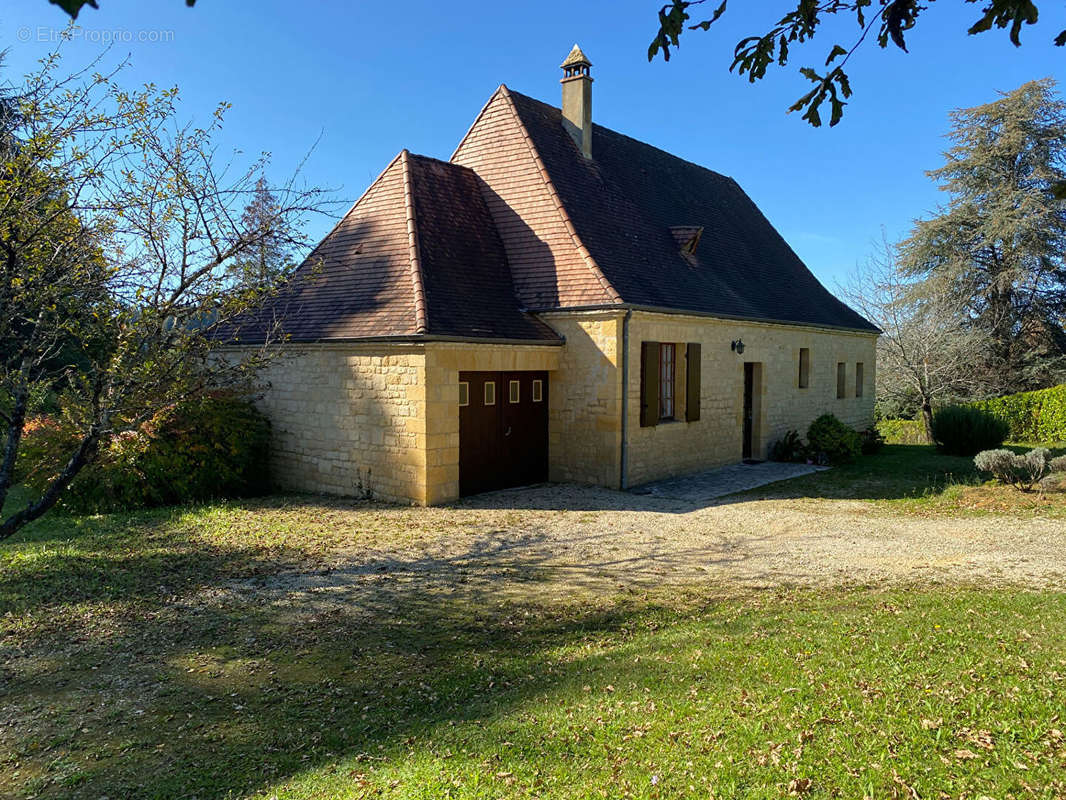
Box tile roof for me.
[221,151,560,344]
[504,89,879,332]
[450,88,619,309]
[227,82,876,345]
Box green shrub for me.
[974,447,1065,491]
[969,384,1066,442]
[931,405,1009,457]
[806,414,861,465]
[859,426,886,455]
[769,430,807,463]
[19,393,271,513]
[876,418,927,445]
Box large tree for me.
[0,48,331,540]
[899,78,1066,394]
[650,1,1066,127]
[841,239,992,439]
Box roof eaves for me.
[532,303,881,335]
[497,86,622,305]
[400,149,429,335]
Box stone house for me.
[235,46,879,505]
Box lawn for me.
[748,442,1066,517]
[2,448,1066,799]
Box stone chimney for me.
[560,44,593,159]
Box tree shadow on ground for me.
[2,515,760,800]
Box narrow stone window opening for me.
[836,362,847,399]
[798,348,810,389]
[659,343,675,420]
[855,362,864,398]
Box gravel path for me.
[224,483,1066,610]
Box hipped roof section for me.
[225,149,561,344]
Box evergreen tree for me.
[900,78,1066,393]
[231,177,296,291]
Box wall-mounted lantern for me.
[731,339,745,355]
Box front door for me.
[458,371,548,496]
[742,362,755,460]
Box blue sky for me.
[2,0,1064,289]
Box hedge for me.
[876,418,927,445]
[968,384,1066,443]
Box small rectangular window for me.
[484,381,495,405]
[855,362,864,398]
[659,343,675,420]
[798,348,810,389]
[509,379,520,403]
[458,381,469,407]
[532,379,543,402]
[836,362,847,399]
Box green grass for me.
[1,493,1066,798]
[4,449,1066,799]
[743,443,1066,517]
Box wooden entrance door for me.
[458,371,548,496]
[742,362,755,460]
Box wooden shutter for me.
[640,341,660,427]
[685,342,701,422]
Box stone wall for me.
[249,313,875,503]
[623,311,878,486]
[537,311,625,487]
[252,344,429,504]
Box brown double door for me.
[459,371,549,496]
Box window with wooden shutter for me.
[685,342,701,422]
[640,341,660,427]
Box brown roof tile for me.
[224,149,559,344]
[504,90,878,332]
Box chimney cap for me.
[560,43,592,69]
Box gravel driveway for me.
[226,482,1066,610]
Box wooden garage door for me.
[458,371,548,496]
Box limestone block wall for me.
[422,342,561,504]
[252,344,429,504]
[624,311,877,486]
[538,311,625,488]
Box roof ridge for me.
[290,151,405,282]
[507,88,738,185]
[399,149,429,335]
[449,84,507,163]
[497,86,621,305]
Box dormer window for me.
[670,225,704,262]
